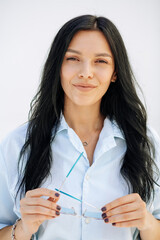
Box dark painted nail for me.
[104,218,109,223]
[112,223,116,226]
[55,192,60,197]
[102,213,107,218]
[56,205,61,211]
[56,211,60,216]
[101,207,106,212]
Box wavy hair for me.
[17,15,159,203]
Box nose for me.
[78,62,93,79]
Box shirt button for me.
[85,218,90,224]
[85,175,89,180]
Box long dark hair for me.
[17,15,159,203]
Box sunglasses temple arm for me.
[83,200,101,211]
[66,152,84,177]
[58,152,84,191]
[58,177,67,192]
[55,188,101,211]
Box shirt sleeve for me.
[0,144,18,229]
[148,127,160,220]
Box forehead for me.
[67,30,112,54]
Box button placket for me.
[85,174,89,181]
[82,170,90,229]
[85,218,91,224]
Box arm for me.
[101,193,160,240]
[139,127,160,239]
[140,212,160,240]
[0,188,61,240]
[0,145,31,239]
[0,223,32,240]
[0,143,61,239]
[0,146,17,231]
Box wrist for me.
[14,219,33,240]
[140,212,160,240]
[11,219,21,240]
[140,211,154,231]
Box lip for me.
[73,84,97,92]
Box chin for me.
[74,100,98,107]
[65,95,99,107]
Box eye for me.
[66,57,79,61]
[95,59,108,64]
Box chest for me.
[83,134,100,166]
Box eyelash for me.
[66,57,78,61]
[96,60,108,64]
[66,57,108,64]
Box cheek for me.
[96,72,113,96]
[60,70,73,95]
[97,71,113,89]
[95,66,113,81]
[61,76,69,94]
[98,83,111,98]
[61,63,78,79]
[60,66,70,90]
[60,64,79,93]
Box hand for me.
[101,193,151,231]
[20,188,61,235]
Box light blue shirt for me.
[0,115,160,240]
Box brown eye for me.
[96,60,108,64]
[66,57,79,61]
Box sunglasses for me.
[55,152,103,220]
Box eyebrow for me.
[66,48,112,58]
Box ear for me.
[111,72,117,83]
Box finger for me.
[48,197,59,203]
[25,188,60,199]
[23,213,57,223]
[21,205,61,217]
[105,202,139,218]
[111,218,144,229]
[101,193,141,212]
[103,210,144,224]
[21,197,61,211]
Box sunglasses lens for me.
[60,207,76,216]
[83,211,103,220]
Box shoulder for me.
[0,122,28,149]
[146,127,160,218]
[147,125,160,153]
[0,122,29,170]
[0,123,29,199]
[147,125,160,180]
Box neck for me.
[63,102,104,135]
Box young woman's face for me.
[60,30,116,107]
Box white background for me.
[0,0,160,141]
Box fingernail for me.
[56,205,61,211]
[56,211,60,216]
[112,223,116,226]
[55,192,60,197]
[102,213,107,218]
[101,207,106,212]
[48,197,55,202]
[104,218,109,223]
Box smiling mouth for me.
[73,84,96,92]
[73,84,96,88]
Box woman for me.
[0,15,160,240]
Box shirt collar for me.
[55,113,125,141]
[56,113,68,133]
[111,118,125,140]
